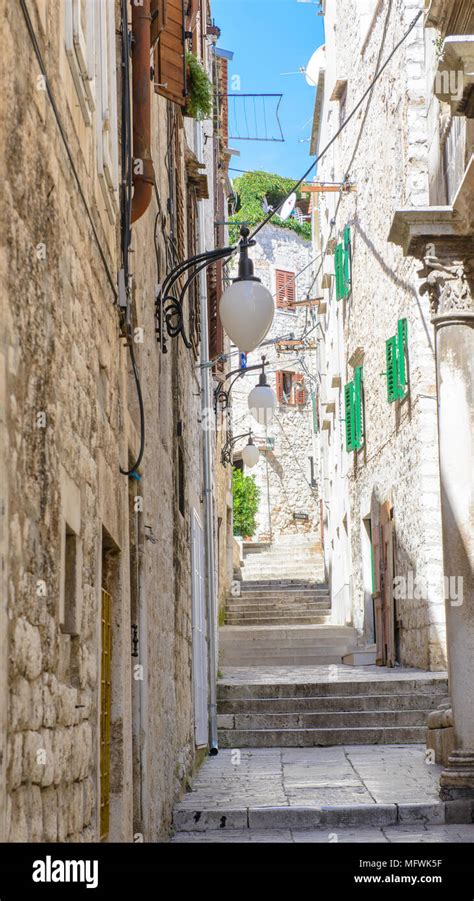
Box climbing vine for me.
[229,170,311,243]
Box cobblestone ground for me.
[172,746,474,843]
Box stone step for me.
[217,725,427,748]
[226,616,332,626]
[221,654,355,667]
[237,584,329,591]
[226,607,331,626]
[217,692,444,714]
[217,709,432,730]
[231,591,330,600]
[220,624,356,639]
[217,677,448,700]
[172,800,462,833]
[220,639,357,653]
[242,566,325,575]
[226,601,331,615]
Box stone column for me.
[418,241,474,799]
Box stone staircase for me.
[217,673,449,748]
[225,581,331,626]
[240,535,325,582]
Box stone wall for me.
[231,224,320,541]
[314,0,446,668]
[1,0,216,842]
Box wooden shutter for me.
[275,270,295,310]
[354,365,364,449]
[275,371,284,403]
[154,0,187,106]
[343,226,351,297]
[381,502,396,667]
[371,497,385,666]
[385,336,398,403]
[334,243,344,300]
[207,262,224,363]
[397,318,408,397]
[344,380,355,451]
[293,373,306,405]
[311,391,319,433]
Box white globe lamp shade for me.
[248,379,276,427]
[220,279,274,353]
[241,441,260,468]
[219,226,274,353]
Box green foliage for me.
[232,467,260,537]
[229,170,312,243]
[185,52,213,120]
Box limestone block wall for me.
[231,225,320,540]
[1,0,204,843]
[315,0,446,668]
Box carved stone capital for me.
[417,243,474,320]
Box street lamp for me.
[248,359,277,426]
[219,227,274,352]
[221,430,260,468]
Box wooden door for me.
[371,496,385,666]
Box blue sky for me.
[213,0,325,181]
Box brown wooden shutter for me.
[154,0,187,106]
[293,373,306,405]
[381,502,396,667]
[207,263,224,365]
[371,497,385,666]
[275,270,296,310]
[275,371,284,403]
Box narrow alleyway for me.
[170,539,473,844]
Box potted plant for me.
[184,51,213,120]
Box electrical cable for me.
[119,0,145,478]
[19,0,118,300]
[247,8,423,241]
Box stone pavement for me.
[172,745,474,841]
[172,824,474,842]
[219,664,449,685]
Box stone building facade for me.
[310,0,448,670]
[229,222,320,541]
[1,0,232,843]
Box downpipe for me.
[195,120,219,755]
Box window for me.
[65,0,96,125]
[154,0,187,107]
[275,269,296,311]
[344,365,364,451]
[334,226,351,300]
[96,0,119,222]
[385,318,408,403]
[276,371,306,406]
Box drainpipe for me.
[131,0,154,223]
[195,119,219,754]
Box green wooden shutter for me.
[311,391,319,433]
[354,365,364,448]
[335,243,344,300]
[343,226,351,297]
[386,336,398,403]
[344,380,355,451]
[397,318,408,397]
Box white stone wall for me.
[313,0,446,668]
[230,224,320,540]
